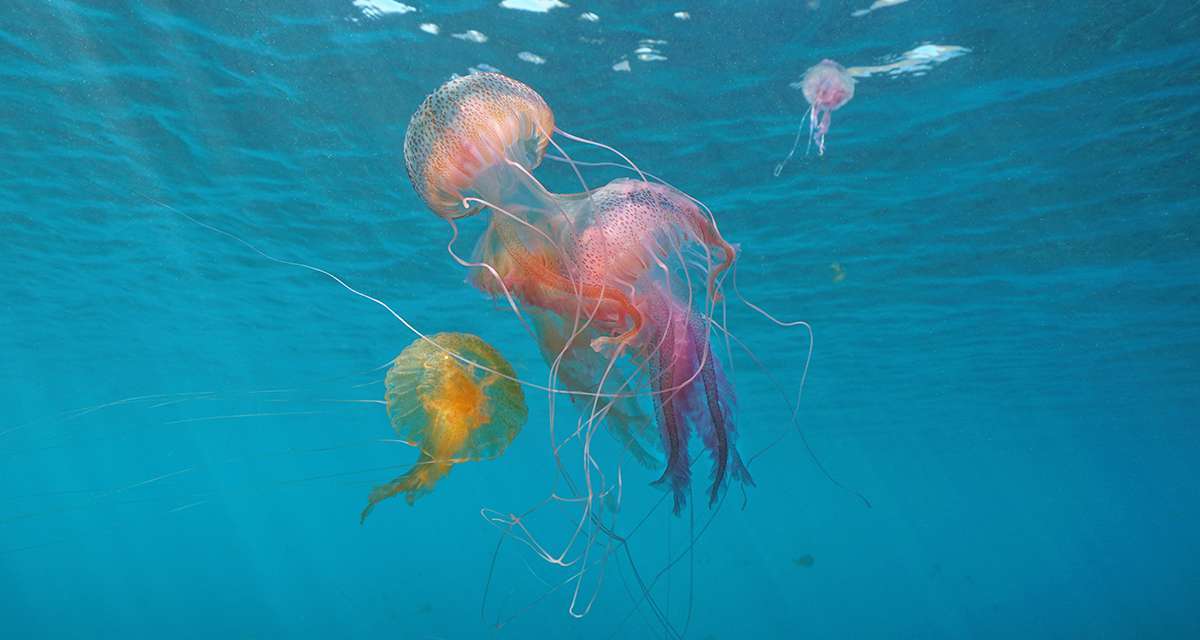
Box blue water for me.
[3,1,1198,638]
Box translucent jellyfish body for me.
[801,59,856,155]
[360,333,527,522]
[775,58,857,174]
[404,73,554,220]
[403,72,749,513]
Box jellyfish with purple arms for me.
[403,72,750,515]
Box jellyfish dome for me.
[360,332,527,522]
[404,72,555,219]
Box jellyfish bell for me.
[403,72,555,221]
[360,332,528,522]
[571,178,735,303]
[803,59,856,113]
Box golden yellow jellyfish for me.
[360,332,527,523]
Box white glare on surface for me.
[843,44,970,79]
[851,0,911,18]
[452,30,489,43]
[352,0,416,19]
[499,0,568,12]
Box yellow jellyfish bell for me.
[360,332,527,523]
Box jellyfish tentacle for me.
[814,108,834,156]
[690,318,755,504]
[553,126,649,184]
[684,209,736,302]
[360,452,455,522]
[808,104,819,156]
[642,290,695,513]
[649,321,692,513]
[639,287,753,512]
[694,331,729,505]
[445,216,536,341]
[774,108,812,176]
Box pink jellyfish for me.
[803,59,856,155]
[775,58,856,174]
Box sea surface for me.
[2,1,1198,638]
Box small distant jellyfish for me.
[775,59,856,174]
[359,333,527,523]
[802,59,855,155]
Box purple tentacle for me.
[648,297,692,513]
[643,287,753,513]
[685,318,754,505]
[814,108,833,155]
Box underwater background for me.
[2,1,1198,638]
